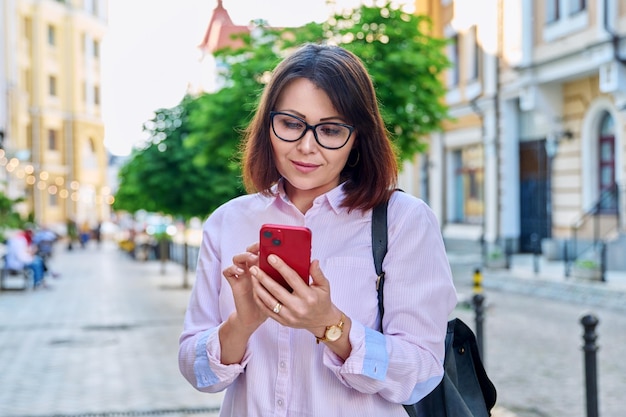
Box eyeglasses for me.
[270,111,355,150]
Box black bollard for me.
[473,293,485,360]
[530,233,540,274]
[581,314,600,417]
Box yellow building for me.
[412,0,626,272]
[0,0,110,232]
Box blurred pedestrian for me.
[33,225,61,278]
[5,227,47,289]
[178,44,456,416]
[79,221,91,248]
[66,218,78,251]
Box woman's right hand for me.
[222,242,267,330]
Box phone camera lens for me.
[272,238,281,246]
[263,231,273,238]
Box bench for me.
[0,255,34,291]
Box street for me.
[0,241,223,417]
[451,262,626,417]
[0,241,624,417]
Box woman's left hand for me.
[250,256,341,337]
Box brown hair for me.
[241,43,398,211]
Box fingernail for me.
[250,266,258,276]
[268,255,277,264]
[235,267,244,274]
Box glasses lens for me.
[271,112,353,149]
[272,113,306,142]
[315,124,352,149]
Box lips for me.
[292,160,319,173]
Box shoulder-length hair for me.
[241,43,398,211]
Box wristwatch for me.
[316,313,345,344]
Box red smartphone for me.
[259,224,312,292]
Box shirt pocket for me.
[321,256,380,328]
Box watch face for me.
[326,325,342,341]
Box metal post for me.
[472,268,483,295]
[581,314,599,417]
[531,233,540,274]
[473,293,485,360]
[564,240,571,278]
[504,238,512,269]
[600,242,606,282]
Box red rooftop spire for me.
[198,0,249,56]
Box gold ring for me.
[273,303,282,314]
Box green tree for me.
[115,1,449,220]
[327,3,450,159]
[114,96,244,219]
[0,191,24,242]
[190,2,450,163]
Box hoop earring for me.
[347,149,360,168]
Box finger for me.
[251,282,284,316]
[222,265,245,280]
[232,251,258,271]
[308,260,328,288]
[250,264,293,304]
[264,254,310,293]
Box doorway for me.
[519,139,549,253]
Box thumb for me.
[308,260,329,289]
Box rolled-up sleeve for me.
[320,194,457,405]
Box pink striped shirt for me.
[179,182,457,417]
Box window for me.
[598,112,616,212]
[452,146,484,224]
[48,129,58,150]
[94,86,100,105]
[47,25,56,46]
[93,39,100,58]
[544,0,588,40]
[546,0,560,23]
[49,76,57,96]
[467,26,480,81]
[446,34,460,87]
[568,0,586,14]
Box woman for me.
[179,43,457,416]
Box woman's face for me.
[271,78,355,210]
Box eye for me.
[319,124,344,137]
[283,119,304,130]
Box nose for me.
[297,127,317,153]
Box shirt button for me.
[277,399,284,407]
[280,361,286,368]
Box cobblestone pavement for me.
[0,241,223,417]
[451,254,626,417]
[1,241,624,417]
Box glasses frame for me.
[270,111,355,150]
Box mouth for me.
[292,160,320,173]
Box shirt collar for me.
[268,179,348,214]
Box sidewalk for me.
[448,251,626,312]
[2,241,623,417]
[0,240,223,417]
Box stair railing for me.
[564,183,620,277]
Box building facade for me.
[1,0,111,231]
[410,0,626,271]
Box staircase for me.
[565,183,625,275]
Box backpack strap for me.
[371,200,389,323]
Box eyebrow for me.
[279,109,347,123]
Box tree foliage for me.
[114,2,450,219]
[113,96,244,220]
[0,191,25,241]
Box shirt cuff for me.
[193,326,249,388]
[324,320,388,382]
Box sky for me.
[101,0,367,156]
